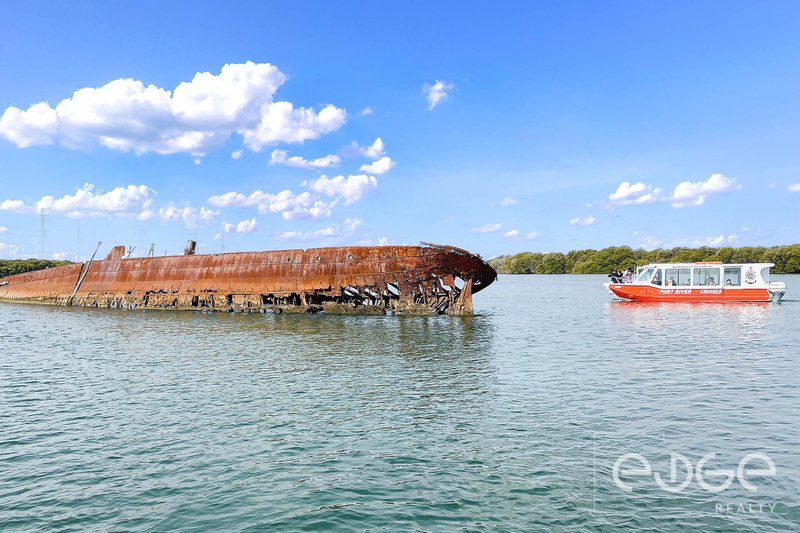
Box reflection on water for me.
[607,300,773,341]
[1,275,798,531]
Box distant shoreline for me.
[489,244,800,274]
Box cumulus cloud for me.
[359,156,396,175]
[694,233,740,247]
[494,197,517,207]
[670,173,740,207]
[241,102,346,150]
[0,183,154,218]
[0,200,26,212]
[208,189,334,220]
[0,242,21,258]
[787,183,800,193]
[0,226,7,233]
[504,229,541,240]
[358,106,373,116]
[209,172,377,222]
[159,205,218,228]
[570,216,596,226]
[222,218,257,234]
[347,137,385,158]
[608,181,662,205]
[305,174,378,204]
[423,80,454,110]
[608,174,741,208]
[0,61,346,156]
[472,223,502,234]
[276,217,363,241]
[231,149,243,160]
[270,149,340,169]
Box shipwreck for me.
[0,241,497,315]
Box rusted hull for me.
[0,243,497,315]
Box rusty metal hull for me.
[0,243,496,315]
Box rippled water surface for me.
[1,275,799,531]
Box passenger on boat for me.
[652,270,662,286]
[622,269,632,283]
[726,279,733,286]
[666,277,676,286]
[706,276,717,286]
[608,269,623,283]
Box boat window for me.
[636,267,654,283]
[724,267,741,287]
[693,267,721,286]
[651,269,663,286]
[664,267,691,286]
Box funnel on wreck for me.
[0,242,497,315]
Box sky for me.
[1,1,799,261]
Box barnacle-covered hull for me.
[0,243,497,315]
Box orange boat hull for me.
[608,284,770,302]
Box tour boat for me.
[606,262,786,302]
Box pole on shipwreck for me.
[67,241,102,306]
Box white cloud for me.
[608,174,741,208]
[231,149,243,160]
[637,236,664,250]
[0,226,7,233]
[358,106,373,116]
[236,218,257,233]
[359,156,396,175]
[788,183,800,193]
[0,242,21,257]
[693,233,740,247]
[0,183,154,218]
[671,173,740,207]
[159,205,218,228]
[241,102,346,151]
[276,218,362,241]
[222,218,257,234]
[348,137,385,158]
[495,197,517,207]
[504,229,541,240]
[0,102,57,148]
[608,181,662,205]
[208,189,335,220]
[0,199,26,212]
[0,61,346,156]
[570,216,596,226]
[305,174,378,204]
[472,223,502,234]
[270,149,340,169]
[423,80,454,110]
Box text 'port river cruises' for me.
[606,262,786,302]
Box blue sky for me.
[1,1,799,260]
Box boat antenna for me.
[125,246,135,259]
[148,243,155,257]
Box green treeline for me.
[489,244,800,275]
[0,259,72,278]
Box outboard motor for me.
[768,281,786,303]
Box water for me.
[1,275,798,532]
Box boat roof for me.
[639,262,774,268]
